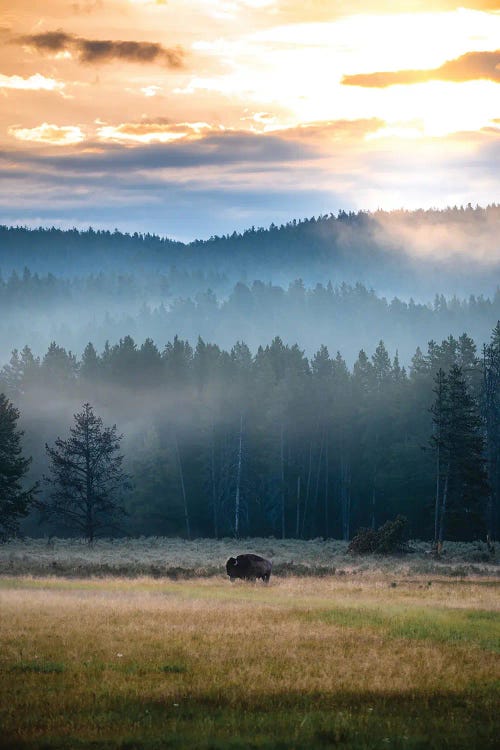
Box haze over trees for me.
[0,206,499,544]
[1,205,498,285]
[1,206,500,365]
[0,326,498,543]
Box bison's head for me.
[226,557,238,575]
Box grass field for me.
[1,573,499,749]
[1,537,498,578]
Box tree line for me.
[1,275,500,372]
[0,324,499,543]
[2,205,498,275]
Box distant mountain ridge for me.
[1,205,499,295]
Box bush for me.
[348,516,409,556]
[347,527,379,555]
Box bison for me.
[226,553,272,583]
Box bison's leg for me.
[262,574,270,584]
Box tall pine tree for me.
[431,365,489,541]
[42,403,129,543]
[0,394,37,540]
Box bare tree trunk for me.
[210,425,218,539]
[301,440,313,538]
[371,467,377,530]
[313,429,325,537]
[324,433,329,538]
[280,422,285,539]
[295,475,301,538]
[234,414,243,538]
[434,441,441,547]
[438,466,449,545]
[174,431,191,540]
[341,452,351,541]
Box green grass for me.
[3,691,499,750]
[10,660,66,674]
[161,664,188,674]
[1,575,499,749]
[308,604,500,652]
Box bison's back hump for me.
[237,553,266,563]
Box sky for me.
[0,0,499,240]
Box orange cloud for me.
[9,123,85,145]
[18,30,185,68]
[0,73,65,92]
[251,1,500,25]
[282,118,386,141]
[342,50,500,87]
[96,121,212,143]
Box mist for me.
[1,205,499,542]
[1,205,500,367]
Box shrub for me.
[348,516,409,555]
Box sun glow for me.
[0,1,498,228]
[185,9,500,137]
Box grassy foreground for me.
[0,575,499,749]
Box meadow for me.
[0,537,498,579]
[0,560,499,749]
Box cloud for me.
[280,118,386,141]
[3,124,496,226]
[342,50,500,87]
[0,128,498,242]
[0,128,320,178]
[18,29,185,68]
[9,123,85,146]
[96,121,212,144]
[239,1,500,26]
[141,85,162,97]
[0,73,65,92]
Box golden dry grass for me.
[0,574,499,749]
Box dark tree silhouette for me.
[431,366,489,542]
[42,403,129,542]
[2,322,499,542]
[0,393,37,540]
[483,323,500,541]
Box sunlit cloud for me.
[18,30,185,67]
[343,49,500,87]
[0,73,65,92]
[141,85,162,97]
[0,1,498,234]
[177,9,500,134]
[96,121,213,143]
[248,1,500,24]
[9,123,85,145]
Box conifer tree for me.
[0,394,37,540]
[42,403,129,543]
[430,369,447,546]
[431,365,489,541]
[482,322,500,540]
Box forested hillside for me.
[2,205,499,291]
[2,325,498,543]
[1,206,499,544]
[1,272,499,366]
